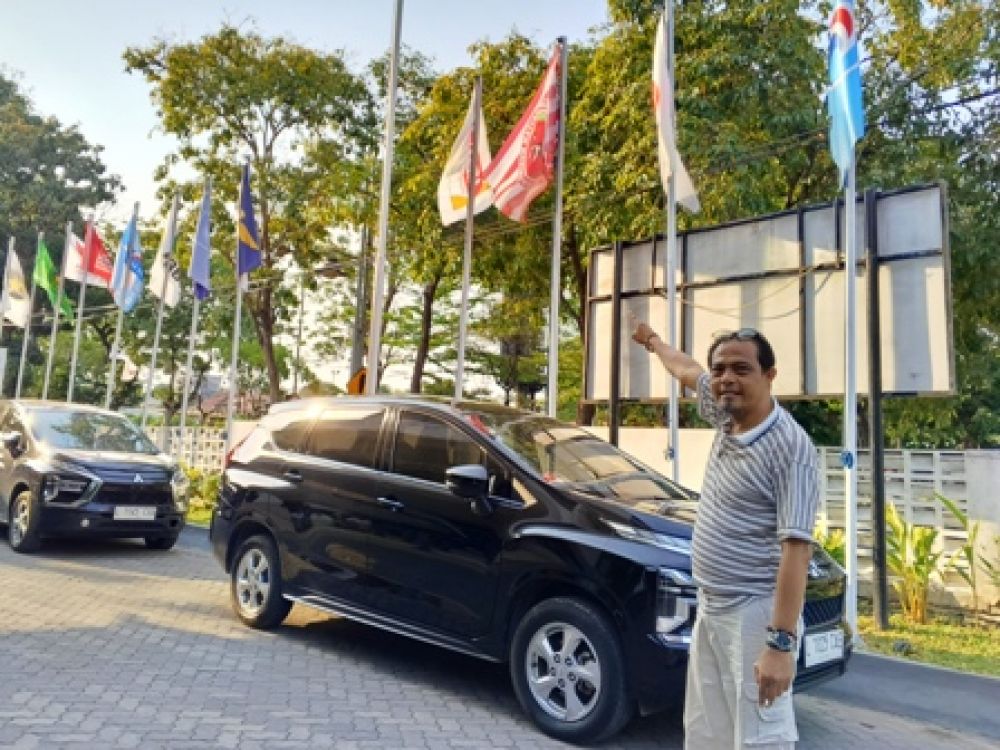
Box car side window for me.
[305,407,384,469]
[393,411,484,485]
[267,413,314,453]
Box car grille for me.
[94,483,172,506]
[89,466,171,484]
[803,594,843,628]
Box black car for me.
[211,397,849,744]
[0,400,188,552]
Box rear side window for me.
[270,417,313,452]
[305,407,384,469]
[393,411,484,485]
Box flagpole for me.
[15,234,40,398]
[546,37,568,418]
[142,193,179,428]
[454,76,482,400]
[366,0,403,396]
[844,157,859,639]
[663,4,682,481]
[67,215,95,403]
[179,296,201,466]
[0,237,13,394]
[226,163,248,460]
[43,222,71,400]
[105,202,139,410]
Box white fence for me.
[144,422,256,473]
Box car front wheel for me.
[510,597,633,744]
[8,490,41,553]
[230,534,291,629]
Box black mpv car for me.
[211,397,849,744]
[0,400,188,552]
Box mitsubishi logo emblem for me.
[133,474,144,484]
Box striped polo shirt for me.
[692,373,820,614]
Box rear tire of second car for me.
[230,534,292,630]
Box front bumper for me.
[37,502,185,539]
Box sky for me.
[0,0,610,225]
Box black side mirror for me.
[446,464,492,515]
[0,431,22,455]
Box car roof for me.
[1,399,125,418]
[268,395,544,423]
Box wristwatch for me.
[765,627,797,653]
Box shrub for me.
[886,502,944,624]
[814,522,846,567]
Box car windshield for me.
[26,409,160,454]
[466,409,697,503]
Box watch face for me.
[767,630,794,651]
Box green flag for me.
[33,238,73,318]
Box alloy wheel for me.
[10,496,29,547]
[525,621,602,723]
[235,547,271,618]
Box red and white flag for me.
[482,42,563,223]
[63,223,113,288]
[437,92,493,226]
[653,12,699,213]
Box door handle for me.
[282,469,303,483]
[376,496,405,512]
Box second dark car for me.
[211,396,849,744]
[0,399,188,552]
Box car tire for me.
[230,534,291,630]
[8,490,42,553]
[510,596,634,745]
[144,534,179,550]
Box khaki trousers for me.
[683,596,801,750]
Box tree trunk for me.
[410,273,441,394]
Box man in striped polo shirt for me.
[632,322,819,749]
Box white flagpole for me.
[454,76,481,400]
[665,4,681,481]
[67,214,96,403]
[15,233,40,398]
[142,193,179,428]
[179,296,201,466]
[105,202,139,410]
[546,37,568,418]
[366,0,404,396]
[844,157,859,639]
[225,164,248,460]
[0,237,12,391]
[43,222,71,400]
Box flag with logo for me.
[110,214,144,313]
[653,11,700,213]
[237,164,261,291]
[437,91,493,226]
[63,224,113,288]
[1,247,30,327]
[481,42,562,223]
[33,237,73,318]
[149,199,182,307]
[827,0,865,186]
[190,178,213,300]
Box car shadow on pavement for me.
[277,605,685,746]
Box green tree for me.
[124,24,370,402]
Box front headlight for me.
[656,567,697,642]
[604,519,692,555]
[171,468,190,511]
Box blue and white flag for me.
[236,164,261,291]
[827,0,866,186]
[110,214,144,313]
[189,178,212,300]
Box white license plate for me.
[112,506,157,521]
[803,629,845,667]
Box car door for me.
[0,407,27,520]
[364,407,512,639]
[291,405,387,606]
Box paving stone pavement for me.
[0,532,996,750]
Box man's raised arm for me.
[631,320,704,392]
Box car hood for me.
[556,483,697,540]
[45,449,174,473]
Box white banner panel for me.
[584,185,953,401]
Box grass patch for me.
[186,507,213,527]
[858,614,1000,677]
